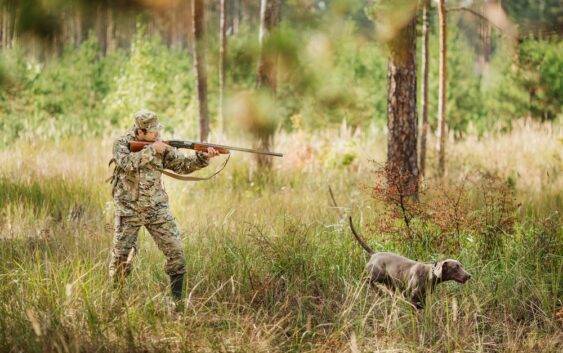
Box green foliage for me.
[486,39,562,124]
[0,36,123,144]
[103,25,197,136]
[0,133,560,351]
[503,0,563,35]
[0,14,561,144]
[276,20,387,129]
[29,36,110,135]
[424,25,487,135]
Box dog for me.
[348,216,471,309]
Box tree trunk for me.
[95,5,107,54]
[241,0,250,27]
[255,0,281,169]
[219,0,227,133]
[171,2,181,48]
[232,0,240,35]
[476,0,492,74]
[2,6,12,48]
[192,0,210,142]
[257,0,281,90]
[419,0,430,179]
[436,0,447,178]
[106,7,116,53]
[387,15,419,196]
[74,10,83,46]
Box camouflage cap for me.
[133,109,163,132]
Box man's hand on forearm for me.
[152,141,169,154]
[198,147,220,159]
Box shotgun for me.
[129,139,283,157]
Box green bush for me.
[485,38,562,127]
[0,18,561,145]
[103,25,197,136]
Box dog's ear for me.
[433,260,448,279]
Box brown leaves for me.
[370,163,517,254]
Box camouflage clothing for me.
[108,129,209,279]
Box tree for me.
[502,0,562,38]
[219,0,227,133]
[386,9,419,196]
[419,0,430,178]
[106,7,116,53]
[257,0,281,90]
[192,0,210,141]
[436,0,447,177]
[255,0,281,168]
[1,2,14,49]
[478,0,492,71]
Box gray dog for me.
[348,217,471,309]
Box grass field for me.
[0,121,561,352]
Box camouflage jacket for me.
[110,130,209,216]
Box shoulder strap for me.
[106,158,117,183]
[160,154,231,181]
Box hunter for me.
[108,109,219,302]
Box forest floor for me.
[0,121,561,352]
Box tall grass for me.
[0,122,561,352]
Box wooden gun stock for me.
[129,140,161,152]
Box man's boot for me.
[170,273,184,302]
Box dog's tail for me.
[328,186,374,255]
[348,216,374,255]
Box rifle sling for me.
[160,153,231,181]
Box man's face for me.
[137,129,159,142]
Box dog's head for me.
[433,259,471,284]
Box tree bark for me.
[436,0,447,178]
[255,0,281,169]
[192,0,210,142]
[257,0,281,91]
[106,7,116,53]
[387,15,419,196]
[74,10,83,46]
[419,0,430,179]
[2,6,12,48]
[219,0,227,133]
[232,0,240,35]
[95,5,107,54]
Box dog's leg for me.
[411,289,426,309]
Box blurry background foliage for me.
[0,0,561,146]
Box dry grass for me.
[0,121,561,352]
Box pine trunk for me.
[255,0,281,169]
[232,0,240,35]
[96,5,107,54]
[419,0,430,178]
[387,15,419,196]
[257,0,280,90]
[192,0,210,142]
[436,0,447,177]
[106,7,116,53]
[219,0,227,133]
[2,7,11,48]
[74,11,83,46]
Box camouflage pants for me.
[109,212,186,280]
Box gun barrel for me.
[168,140,283,157]
[208,143,283,157]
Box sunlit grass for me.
[0,122,561,352]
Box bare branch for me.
[447,6,511,36]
